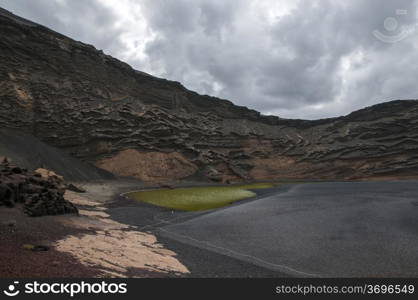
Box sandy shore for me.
[0,205,101,278]
[1,178,293,278]
[0,179,190,278]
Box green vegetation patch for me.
[127,182,277,211]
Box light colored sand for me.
[55,190,189,277]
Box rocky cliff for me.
[1,7,418,182]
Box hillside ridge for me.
[1,7,418,182]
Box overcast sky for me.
[1,0,418,119]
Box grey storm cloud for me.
[1,0,418,119]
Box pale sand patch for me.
[78,209,109,218]
[55,190,189,277]
[64,195,104,208]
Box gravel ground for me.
[0,206,101,278]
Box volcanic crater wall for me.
[1,8,418,182]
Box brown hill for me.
[1,7,417,182]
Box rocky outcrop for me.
[0,159,78,216]
[96,149,198,182]
[1,8,418,182]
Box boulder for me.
[34,168,64,182]
[0,159,78,217]
[66,183,86,193]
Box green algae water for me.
[126,182,277,211]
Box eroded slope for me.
[1,8,417,182]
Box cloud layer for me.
[1,0,417,119]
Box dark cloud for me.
[1,0,418,119]
[141,0,418,118]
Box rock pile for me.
[0,158,78,216]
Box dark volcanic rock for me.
[0,7,418,181]
[0,159,78,217]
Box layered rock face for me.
[1,8,418,182]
